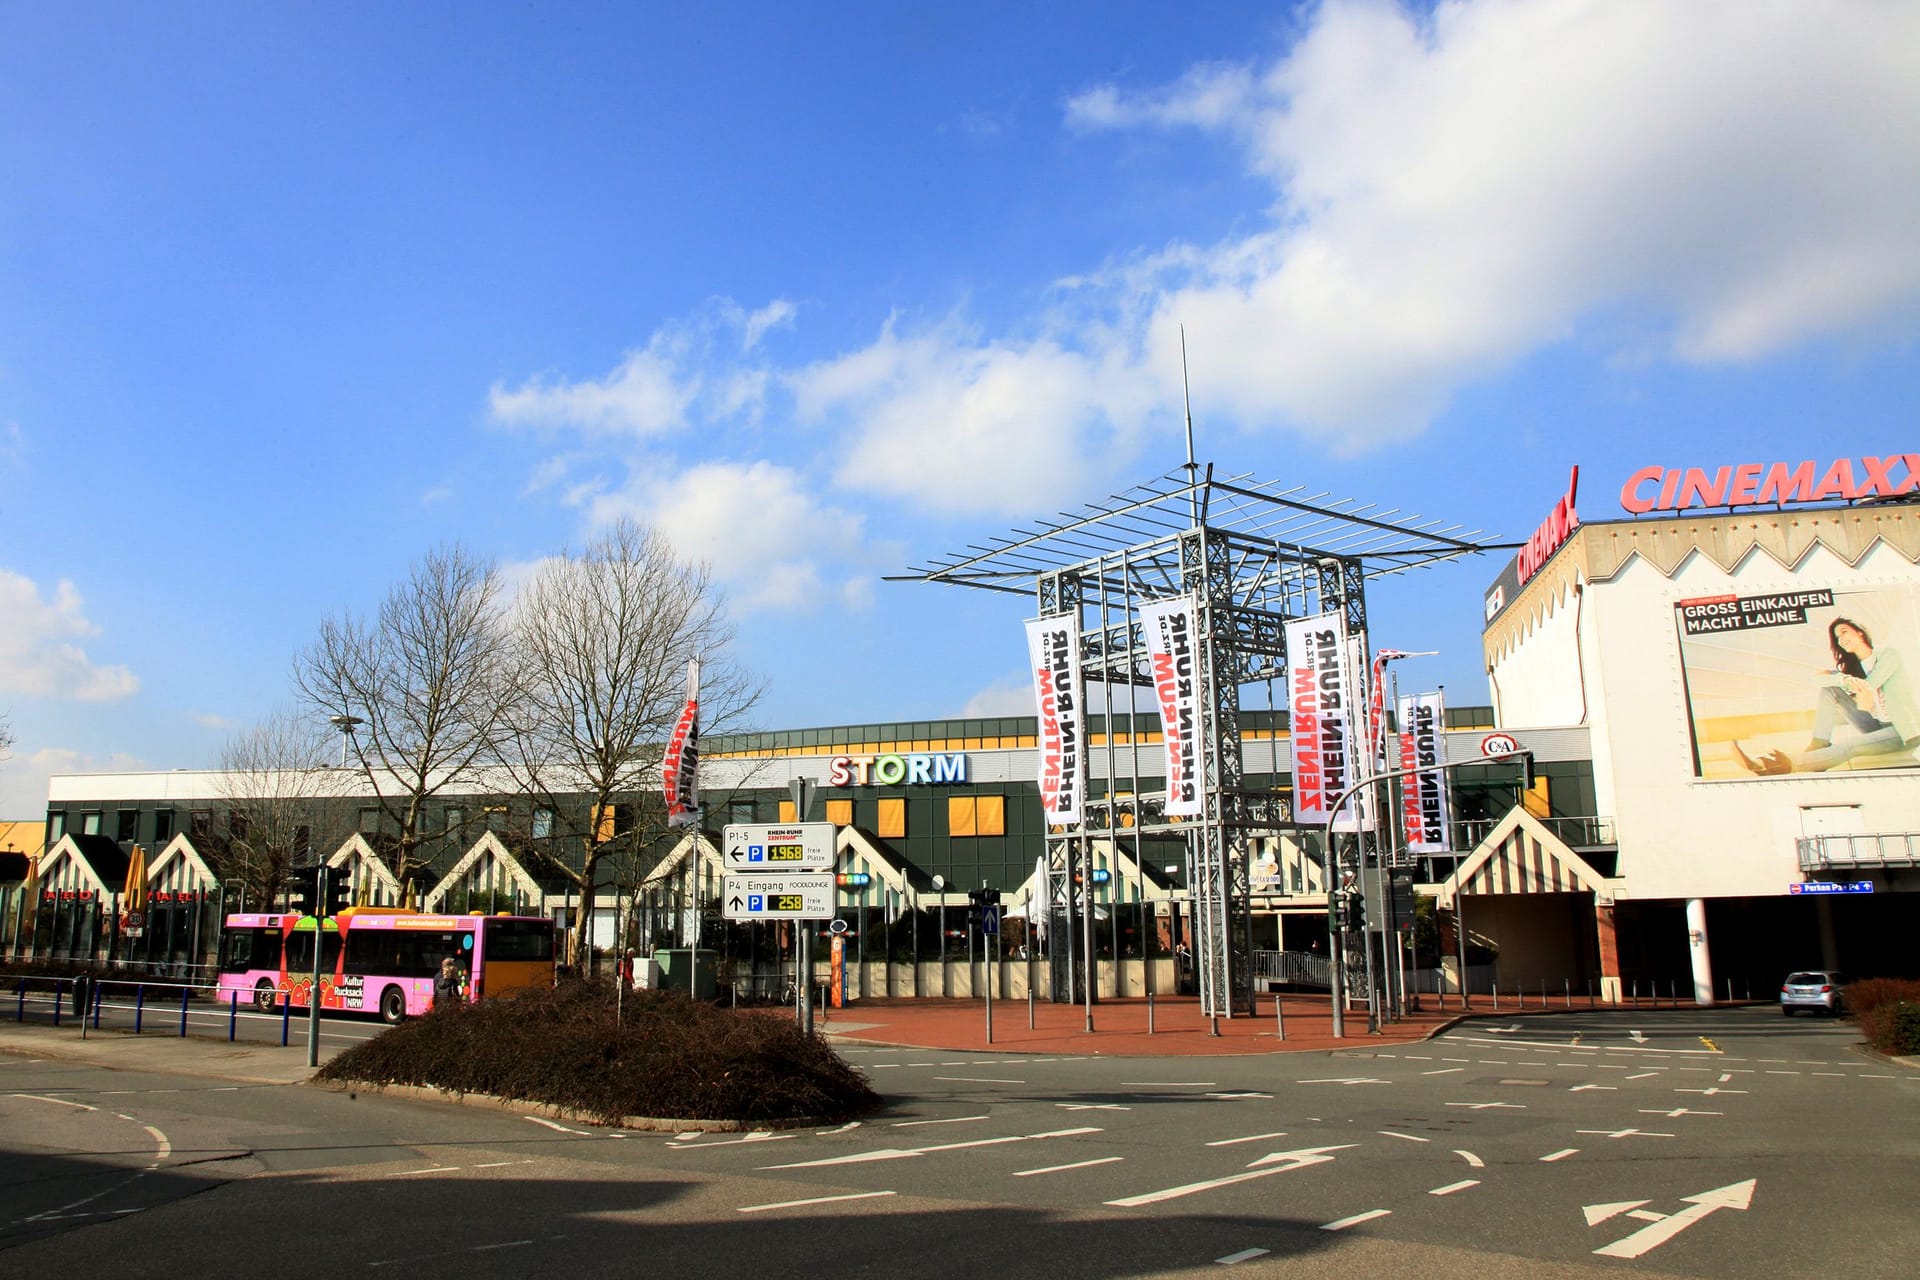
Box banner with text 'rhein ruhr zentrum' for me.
[1286,612,1364,831]
[1397,690,1451,853]
[1141,595,1204,817]
[1026,616,1084,826]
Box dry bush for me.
[316,979,879,1125]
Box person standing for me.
[433,956,466,1009]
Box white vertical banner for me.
[1286,612,1363,831]
[1026,616,1084,826]
[1140,595,1204,817]
[1397,690,1452,853]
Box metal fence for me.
[1798,833,1920,871]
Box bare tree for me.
[0,712,13,760]
[214,709,342,907]
[296,544,516,897]
[505,519,761,966]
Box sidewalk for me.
[818,992,1459,1056]
[0,1021,333,1085]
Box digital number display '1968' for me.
[767,844,805,861]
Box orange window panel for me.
[878,798,906,839]
[826,799,853,826]
[778,800,797,822]
[948,796,977,837]
[976,795,1006,836]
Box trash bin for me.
[651,948,718,1000]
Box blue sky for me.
[3,1,1916,814]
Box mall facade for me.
[10,452,1917,1004]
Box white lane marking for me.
[1121,1081,1216,1088]
[1445,1101,1525,1110]
[818,1121,861,1134]
[1676,1087,1746,1096]
[1057,1103,1131,1111]
[1641,1108,1722,1118]
[1454,1149,1484,1167]
[1298,1077,1389,1086]
[766,1127,1101,1170]
[1861,1074,1896,1080]
[523,1117,591,1135]
[1570,1084,1617,1092]
[1577,1128,1674,1139]
[1540,1148,1579,1162]
[389,1166,461,1177]
[739,1190,897,1214]
[1106,1145,1355,1208]
[933,1077,1024,1084]
[1718,1073,1734,1082]
[1422,1068,1464,1076]
[1429,1180,1480,1196]
[1477,1059,1509,1065]
[1625,1072,1660,1080]
[10,1093,98,1112]
[1216,1248,1271,1265]
[1321,1209,1391,1232]
[473,1160,536,1168]
[893,1115,988,1127]
[1812,1072,1847,1078]
[1207,1132,1289,1147]
[1014,1156,1124,1177]
[666,1132,795,1149]
[142,1125,172,1163]
[1379,1131,1430,1143]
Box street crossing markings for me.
[1428,1180,1479,1196]
[738,1191,897,1214]
[1105,1145,1356,1208]
[1320,1209,1391,1232]
[1014,1156,1124,1177]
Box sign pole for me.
[306,865,326,1068]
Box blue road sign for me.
[1790,880,1873,895]
[980,904,1001,935]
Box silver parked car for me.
[1780,970,1849,1016]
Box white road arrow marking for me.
[1629,1031,1649,1044]
[1105,1145,1356,1207]
[1592,1179,1756,1259]
[1584,1200,1651,1226]
[1486,1024,1524,1034]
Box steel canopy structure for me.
[895,462,1507,1020]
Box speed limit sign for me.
[1480,732,1522,759]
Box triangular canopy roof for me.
[1436,806,1618,909]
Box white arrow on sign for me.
[1590,1179,1756,1259]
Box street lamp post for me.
[328,714,364,767]
[1324,746,1533,1038]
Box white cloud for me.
[792,318,1160,514]
[419,482,454,506]
[585,459,884,613]
[489,335,698,437]
[742,299,797,351]
[0,570,139,702]
[193,712,237,731]
[1066,0,1920,444]
[0,421,23,467]
[959,673,1035,718]
[0,746,147,818]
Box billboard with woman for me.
[1675,585,1920,779]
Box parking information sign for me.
[722,872,835,920]
[723,822,836,872]
[1790,880,1874,895]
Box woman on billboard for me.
[1735,618,1918,773]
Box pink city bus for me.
[216,907,556,1023]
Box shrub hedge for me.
[1846,977,1920,1057]
[315,978,880,1126]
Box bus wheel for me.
[379,987,407,1025]
[255,982,279,1013]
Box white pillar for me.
[1686,897,1714,1006]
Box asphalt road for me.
[2,1006,1915,1278]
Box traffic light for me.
[1343,890,1366,934]
[284,867,317,915]
[321,867,351,917]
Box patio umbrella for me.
[123,843,148,913]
